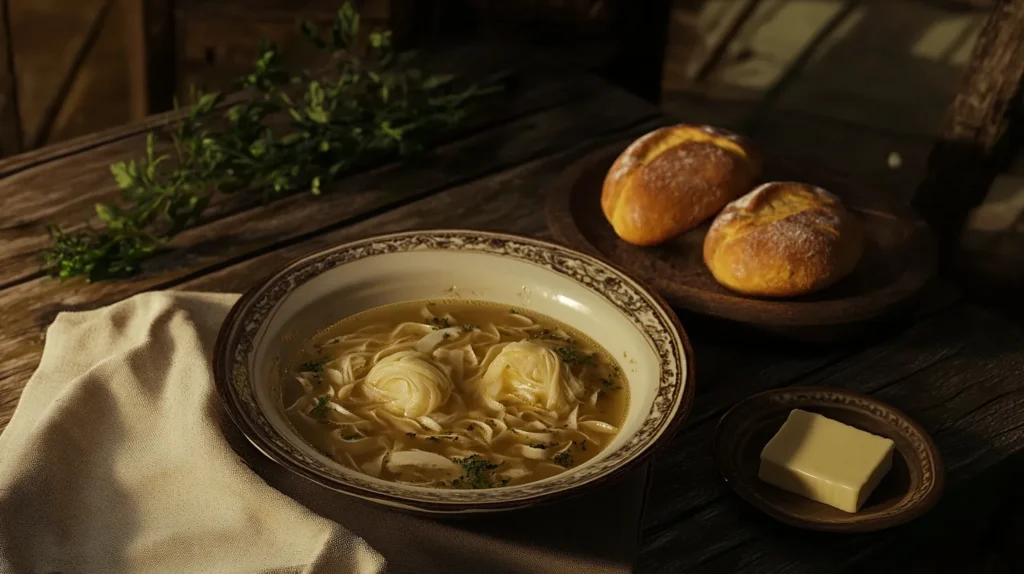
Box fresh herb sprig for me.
[43,2,490,282]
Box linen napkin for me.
[0,292,648,573]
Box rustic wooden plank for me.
[0,95,235,179]
[121,0,176,118]
[743,0,863,133]
[30,0,113,148]
[0,87,659,429]
[0,64,607,288]
[0,45,516,178]
[0,0,21,157]
[172,125,671,295]
[638,291,963,535]
[692,0,761,83]
[636,302,1024,572]
[912,0,1024,253]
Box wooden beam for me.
[912,0,1024,256]
[693,0,763,83]
[123,0,175,118]
[742,0,861,133]
[31,0,113,149]
[606,0,675,103]
[0,0,22,157]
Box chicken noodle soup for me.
[283,299,628,488]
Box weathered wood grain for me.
[0,45,507,178]
[0,66,610,288]
[170,127,668,294]
[30,0,113,149]
[638,295,964,534]
[636,303,1024,573]
[0,93,244,179]
[0,90,659,428]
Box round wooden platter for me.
[713,387,944,533]
[545,144,937,338]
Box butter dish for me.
[714,387,943,532]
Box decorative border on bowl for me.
[216,230,694,509]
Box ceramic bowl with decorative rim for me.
[214,230,695,514]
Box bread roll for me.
[602,125,760,246]
[703,182,863,298]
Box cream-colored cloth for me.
[0,292,385,573]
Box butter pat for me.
[759,409,895,513]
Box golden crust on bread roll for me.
[602,125,760,246]
[703,181,864,298]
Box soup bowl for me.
[214,230,695,514]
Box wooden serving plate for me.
[545,145,937,339]
[714,387,944,533]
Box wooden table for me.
[2,53,1023,573]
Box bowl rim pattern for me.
[213,229,695,512]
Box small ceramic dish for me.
[214,230,695,514]
[714,386,944,532]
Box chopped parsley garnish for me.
[509,308,520,315]
[342,433,363,440]
[310,396,330,416]
[406,432,417,438]
[467,423,476,431]
[553,451,574,468]
[462,324,477,332]
[528,442,558,449]
[429,317,451,329]
[600,377,622,390]
[301,360,325,384]
[442,333,451,340]
[581,439,588,451]
[426,436,441,442]
[449,455,502,489]
[529,328,574,343]
[555,346,596,366]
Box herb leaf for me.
[529,328,573,343]
[429,317,452,329]
[600,377,622,391]
[41,2,493,282]
[310,396,330,416]
[554,346,596,367]
[301,360,325,384]
[449,454,502,489]
[553,451,574,468]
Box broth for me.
[283,299,628,488]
